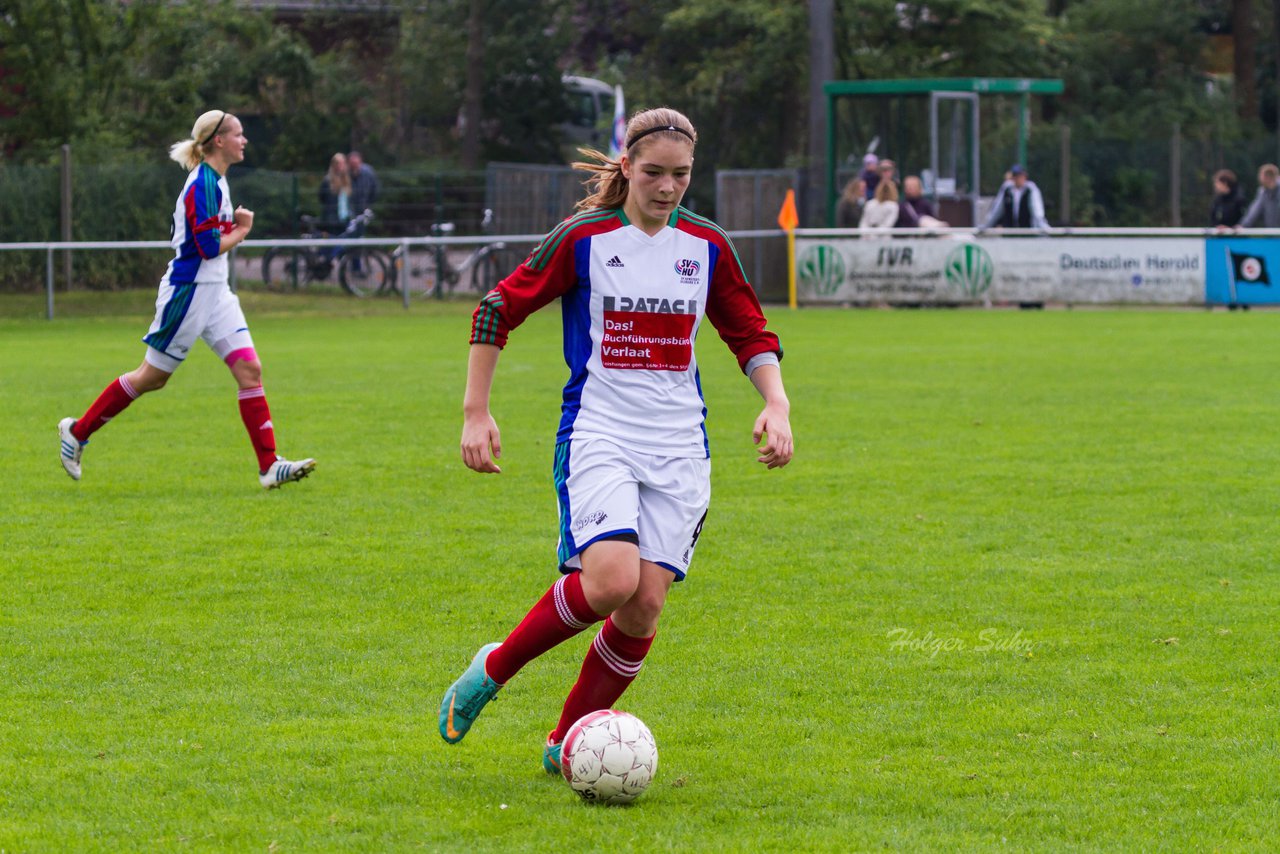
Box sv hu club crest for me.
[674,259,701,277]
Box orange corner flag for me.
[777,189,799,232]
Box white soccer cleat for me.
[58,417,85,481]
[259,457,316,490]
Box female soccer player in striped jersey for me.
[439,107,793,772]
[57,111,315,490]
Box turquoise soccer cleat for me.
[439,642,502,744]
[542,731,562,774]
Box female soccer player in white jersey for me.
[439,107,793,772]
[57,111,315,490]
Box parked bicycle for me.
[390,209,511,297]
[260,209,392,297]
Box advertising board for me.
[795,237,1206,305]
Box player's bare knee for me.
[615,592,664,635]
[578,539,642,612]
[580,566,640,615]
[593,575,640,614]
[232,359,262,387]
[127,368,168,393]
[221,343,261,386]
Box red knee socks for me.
[552,616,655,742]
[72,376,139,442]
[237,386,278,472]
[485,572,604,685]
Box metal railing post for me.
[1060,124,1071,226]
[61,145,73,291]
[401,239,411,309]
[434,240,445,301]
[46,246,55,320]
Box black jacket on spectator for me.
[318,178,350,232]
[836,197,863,228]
[351,165,380,214]
[904,196,937,220]
[998,189,1033,228]
[1211,190,1247,228]
[981,179,1048,229]
[894,201,921,229]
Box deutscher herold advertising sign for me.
[796,237,1204,305]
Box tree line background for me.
[2,0,1279,231]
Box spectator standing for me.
[902,176,935,221]
[859,178,900,232]
[1209,169,1246,229]
[1238,164,1280,228]
[319,152,353,232]
[876,159,897,188]
[867,159,912,227]
[980,164,1049,230]
[859,153,880,199]
[836,177,867,227]
[348,150,380,232]
[902,175,948,229]
[893,196,920,229]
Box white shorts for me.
[141,281,254,372]
[555,436,711,580]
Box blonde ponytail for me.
[573,107,697,212]
[169,110,229,170]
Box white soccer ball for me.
[560,710,658,804]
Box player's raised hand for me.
[752,401,793,469]
[233,205,254,232]
[461,411,502,473]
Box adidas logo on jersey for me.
[606,256,625,268]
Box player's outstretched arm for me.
[461,343,503,473]
[748,363,793,469]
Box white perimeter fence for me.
[2,230,786,320]
[6,227,1280,319]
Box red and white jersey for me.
[471,206,782,458]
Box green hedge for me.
[0,164,486,291]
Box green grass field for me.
[3,295,1278,851]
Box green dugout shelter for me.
[824,78,1064,226]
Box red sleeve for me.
[469,236,576,347]
[696,225,783,372]
[469,211,622,347]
